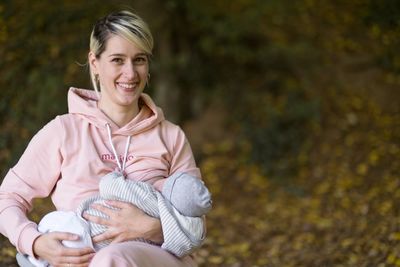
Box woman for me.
[0,10,202,267]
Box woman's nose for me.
[123,62,137,79]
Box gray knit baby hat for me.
[162,173,212,217]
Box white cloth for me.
[27,211,92,266]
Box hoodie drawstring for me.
[106,124,131,173]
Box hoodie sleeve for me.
[169,127,201,178]
[0,117,63,257]
[153,123,201,191]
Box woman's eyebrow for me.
[108,53,147,57]
[108,53,126,57]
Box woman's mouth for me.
[116,82,137,92]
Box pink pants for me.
[89,241,197,267]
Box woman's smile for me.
[116,82,139,92]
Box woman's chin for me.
[115,94,140,107]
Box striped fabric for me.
[76,172,205,257]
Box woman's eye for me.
[112,58,124,64]
[134,57,147,64]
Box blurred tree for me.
[0,0,399,180]
[0,0,123,175]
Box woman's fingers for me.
[60,251,95,265]
[33,232,94,267]
[86,202,122,218]
[84,201,142,225]
[86,201,158,244]
[62,246,95,257]
[50,232,94,256]
[51,231,80,242]
[50,249,94,266]
[109,234,128,245]
[83,211,110,226]
[92,231,115,243]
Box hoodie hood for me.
[68,87,165,136]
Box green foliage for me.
[243,90,319,178]
[178,0,324,178]
[364,1,400,75]
[0,0,136,174]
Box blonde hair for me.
[89,10,154,94]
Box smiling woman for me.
[88,11,153,128]
[0,10,208,267]
[89,35,150,126]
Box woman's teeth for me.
[118,83,135,89]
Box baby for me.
[19,172,212,267]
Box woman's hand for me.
[33,232,94,267]
[83,200,163,245]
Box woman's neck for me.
[98,99,139,127]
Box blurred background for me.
[0,0,399,266]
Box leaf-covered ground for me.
[193,94,400,266]
[1,95,399,266]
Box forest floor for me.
[191,95,400,267]
[1,97,399,267]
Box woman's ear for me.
[88,51,98,73]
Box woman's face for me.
[89,34,149,109]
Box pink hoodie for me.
[0,88,201,257]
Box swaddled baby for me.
[24,172,212,267]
